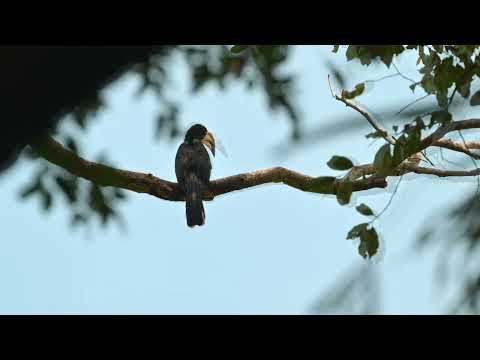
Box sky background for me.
[0,45,477,314]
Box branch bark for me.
[29,136,387,202]
[432,139,480,160]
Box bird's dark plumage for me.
[175,124,215,227]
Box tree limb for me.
[29,136,388,202]
[328,75,396,145]
[432,139,480,160]
[420,119,480,150]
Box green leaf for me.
[346,223,369,240]
[336,180,353,206]
[230,45,248,54]
[421,74,436,94]
[358,227,379,259]
[332,45,340,53]
[342,83,365,99]
[436,92,448,109]
[392,135,407,166]
[409,83,417,93]
[404,126,422,156]
[457,78,471,98]
[373,144,393,177]
[308,176,336,194]
[356,203,374,216]
[431,110,452,125]
[470,90,480,106]
[327,155,354,171]
[345,46,358,61]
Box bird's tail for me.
[185,173,205,227]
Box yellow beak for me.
[202,132,215,157]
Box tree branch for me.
[328,75,396,145]
[420,119,480,150]
[432,139,480,160]
[29,136,387,202]
[401,163,480,177]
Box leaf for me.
[327,155,354,171]
[404,126,422,157]
[409,83,417,93]
[392,135,407,166]
[436,92,448,109]
[421,74,436,94]
[231,45,249,54]
[358,227,379,259]
[346,46,358,61]
[457,78,471,98]
[309,176,336,194]
[332,45,340,53]
[346,223,369,240]
[373,144,393,177]
[356,203,374,216]
[342,83,365,99]
[431,110,452,125]
[336,180,353,206]
[470,90,480,106]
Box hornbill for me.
[175,124,215,227]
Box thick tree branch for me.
[29,136,387,202]
[432,139,480,160]
[420,119,480,150]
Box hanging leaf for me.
[342,83,365,99]
[373,144,393,176]
[356,203,374,216]
[336,180,353,206]
[358,227,379,259]
[392,135,407,166]
[346,223,369,240]
[327,156,354,171]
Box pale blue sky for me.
[0,46,476,314]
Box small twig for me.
[371,175,404,223]
[328,75,396,145]
[364,73,400,84]
[395,94,431,116]
[401,163,480,177]
[392,63,418,84]
[432,139,480,160]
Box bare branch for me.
[433,139,480,160]
[401,163,480,177]
[29,136,387,202]
[328,75,396,145]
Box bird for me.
[175,124,215,227]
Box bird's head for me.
[185,124,215,157]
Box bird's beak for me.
[202,132,215,157]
